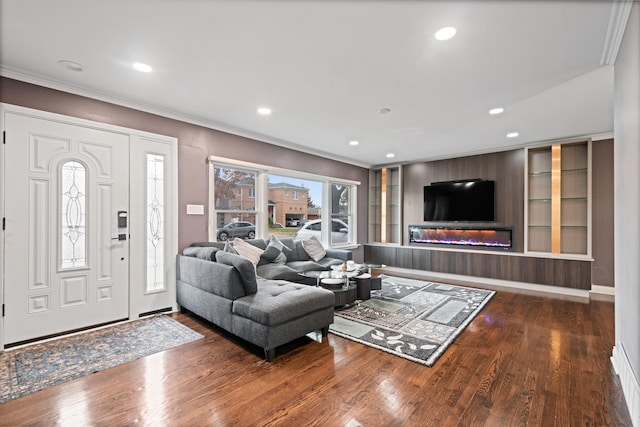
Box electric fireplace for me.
[409,225,513,250]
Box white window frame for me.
[208,156,359,248]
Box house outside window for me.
[212,165,257,239]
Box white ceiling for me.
[0,0,620,167]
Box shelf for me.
[529,198,551,202]
[561,196,587,201]
[561,224,587,228]
[561,168,587,174]
[528,224,551,228]
[529,170,551,177]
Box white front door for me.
[3,112,130,344]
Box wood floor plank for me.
[0,286,633,426]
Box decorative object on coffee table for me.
[329,275,495,366]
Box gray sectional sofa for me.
[177,237,352,361]
[189,237,352,284]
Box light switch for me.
[186,204,204,215]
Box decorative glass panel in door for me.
[60,160,87,269]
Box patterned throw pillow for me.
[260,235,288,264]
[223,241,237,254]
[233,238,264,266]
[301,236,326,262]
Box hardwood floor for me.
[0,288,632,426]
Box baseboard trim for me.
[381,267,590,301]
[612,344,640,427]
[590,285,615,302]
[592,285,615,296]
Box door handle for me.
[112,234,127,241]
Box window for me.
[212,165,257,241]
[209,158,358,247]
[330,183,354,246]
[146,154,165,292]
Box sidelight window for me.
[146,154,165,292]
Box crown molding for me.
[0,67,372,169]
[601,0,634,65]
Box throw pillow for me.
[260,236,291,264]
[215,251,258,294]
[272,251,288,264]
[223,241,237,254]
[183,246,219,261]
[301,236,326,262]
[260,235,286,262]
[233,238,264,266]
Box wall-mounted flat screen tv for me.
[423,179,495,221]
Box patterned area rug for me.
[329,275,495,366]
[0,315,203,403]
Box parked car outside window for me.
[216,221,256,241]
[296,219,349,244]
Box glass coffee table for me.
[299,270,359,307]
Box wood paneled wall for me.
[365,245,591,289]
[591,139,614,287]
[403,150,525,252]
[384,143,614,290]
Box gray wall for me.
[614,2,640,398]
[0,77,369,257]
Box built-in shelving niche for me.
[369,166,402,244]
[526,140,591,256]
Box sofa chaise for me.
[177,236,349,361]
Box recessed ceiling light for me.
[506,132,520,138]
[379,108,391,114]
[386,153,395,158]
[257,107,272,116]
[57,60,84,72]
[132,62,153,73]
[489,107,505,115]
[435,27,457,41]
[349,140,360,146]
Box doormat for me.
[329,275,494,366]
[0,315,203,403]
